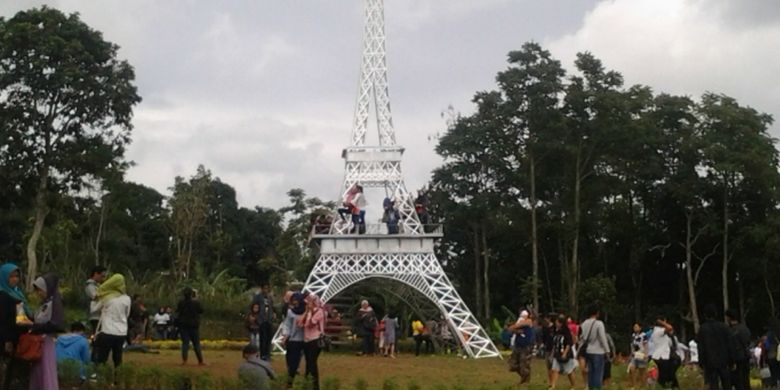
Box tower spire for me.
[352,0,395,146]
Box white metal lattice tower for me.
[273,0,500,359]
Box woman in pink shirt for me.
[298,294,326,390]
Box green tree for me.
[698,93,778,312]
[495,41,566,311]
[433,91,507,319]
[559,52,624,314]
[0,7,141,286]
[275,189,334,285]
[169,166,211,280]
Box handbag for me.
[633,351,647,361]
[317,334,331,351]
[578,320,595,355]
[316,308,330,351]
[15,333,43,361]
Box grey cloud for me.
[2,0,618,210]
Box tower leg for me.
[273,253,500,358]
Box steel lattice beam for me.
[273,251,500,359]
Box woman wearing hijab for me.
[29,273,65,390]
[176,287,205,365]
[357,300,376,356]
[298,294,326,390]
[0,263,32,390]
[281,292,305,386]
[93,274,131,368]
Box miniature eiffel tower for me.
[273,0,499,359]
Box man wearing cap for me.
[238,344,275,390]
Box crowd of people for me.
[501,302,778,390]
[0,263,210,389]
[9,259,780,390]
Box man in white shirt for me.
[153,307,170,339]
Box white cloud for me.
[546,0,780,133]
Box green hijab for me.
[97,274,126,302]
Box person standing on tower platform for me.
[351,185,367,234]
[252,284,275,361]
[338,185,359,221]
[382,197,400,234]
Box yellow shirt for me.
[412,320,425,336]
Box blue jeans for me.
[586,353,606,389]
[285,341,305,384]
[249,332,260,349]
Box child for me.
[246,303,261,349]
[56,322,91,381]
[376,318,386,351]
[383,313,399,358]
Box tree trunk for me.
[764,261,776,318]
[558,236,567,310]
[737,272,746,323]
[481,222,491,320]
[569,147,582,315]
[186,238,193,279]
[685,212,701,333]
[472,225,482,319]
[722,178,730,312]
[94,197,107,266]
[530,154,540,312]
[542,248,554,312]
[628,192,642,321]
[26,168,50,289]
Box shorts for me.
[552,358,577,375]
[631,358,649,369]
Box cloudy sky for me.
[2,0,779,209]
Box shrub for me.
[322,377,342,390]
[56,359,83,387]
[406,380,421,390]
[382,377,400,390]
[354,377,369,390]
[293,375,314,390]
[269,373,289,390]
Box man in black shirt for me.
[725,309,751,390]
[540,313,557,383]
[697,305,735,390]
[251,284,275,361]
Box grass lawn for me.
[124,349,709,389]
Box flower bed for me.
[144,339,247,350]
